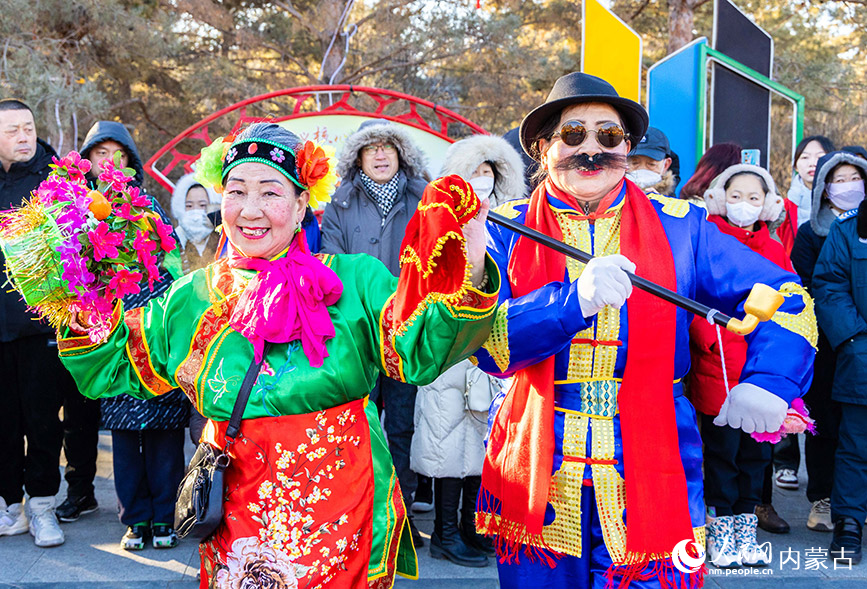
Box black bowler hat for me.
[519,72,649,161]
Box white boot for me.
[735,513,770,566]
[0,498,28,537]
[26,496,65,547]
[707,515,741,568]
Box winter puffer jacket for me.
[688,215,794,416]
[409,134,523,478]
[321,121,429,276]
[410,362,501,478]
[0,138,58,341]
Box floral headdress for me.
[195,132,337,208]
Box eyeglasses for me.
[362,143,397,155]
[551,122,626,149]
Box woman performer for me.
[55,123,498,588]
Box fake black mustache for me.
[554,152,628,172]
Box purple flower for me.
[55,207,87,233]
[226,147,238,163]
[61,253,95,292]
[270,148,285,163]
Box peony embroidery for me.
[243,408,363,587]
[215,536,311,589]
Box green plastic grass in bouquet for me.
[0,151,177,342]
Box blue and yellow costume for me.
[473,184,817,587]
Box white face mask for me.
[826,180,865,211]
[469,175,495,201]
[725,201,762,228]
[180,209,214,243]
[626,169,663,190]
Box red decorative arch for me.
[144,86,489,192]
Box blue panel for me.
[647,39,705,197]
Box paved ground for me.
[0,433,864,587]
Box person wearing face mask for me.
[171,173,222,274]
[410,134,526,568]
[797,152,867,561]
[626,127,676,197]
[812,152,867,564]
[688,164,793,568]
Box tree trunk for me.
[318,0,349,84]
[667,0,695,53]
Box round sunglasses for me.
[551,121,626,149]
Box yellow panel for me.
[582,0,642,103]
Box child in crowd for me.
[689,164,793,568]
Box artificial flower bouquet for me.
[752,397,817,444]
[0,151,176,342]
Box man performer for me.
[472,73,816,587]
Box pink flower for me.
[128,187,150,207]
[34,176,70,204]
[152,218,176,252]
[52,152,92,183]
[116,202,144,221]
[108,268,142,299]
[87,223,124,261]
[133,229,157,257]
[98,167,133,193]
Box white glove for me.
[576,254,636,318]
[713,383,788,434]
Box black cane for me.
[487,210,760,333]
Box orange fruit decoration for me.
[87,190,112,220]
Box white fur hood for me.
[439,134,527,206]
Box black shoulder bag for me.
[175,343,271,540]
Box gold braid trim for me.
[771,281,819,349]
[399,230,465,279]
[480,302,510,373]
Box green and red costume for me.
[58,177,498,589]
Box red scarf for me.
[479,178,695,572]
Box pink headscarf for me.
[228,231,342,365]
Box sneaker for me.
[808,498,833,532]
[735,513,770,566]
[707,515,741,568]
[0,498,28,537]
[26,496,65,547]
[774,468,799,490]
[56,495,99,523]
[412,501,433,513]
[121,523,150,550]
[152,524,179,549]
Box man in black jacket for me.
[0,99,72,547]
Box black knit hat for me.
[519,72,649,161]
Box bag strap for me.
[224,342,272,445]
